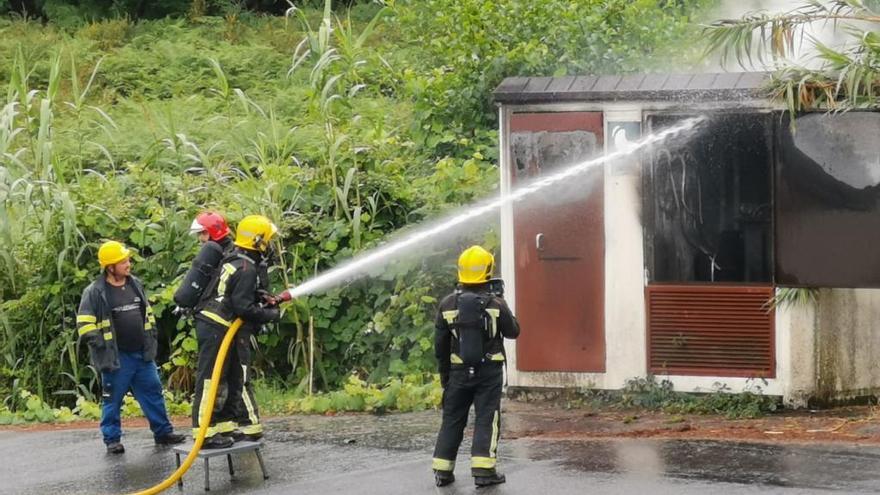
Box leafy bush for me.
[618,375,779,419]
[257,373,441,415]
[0,1,711,409]
[394,0,713,152]
[665,381,779,419]
[0,388,190,423]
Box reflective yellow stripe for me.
[197,379,212,428]
[200,310,232,328]
[144,323,153,331]
[240,423,263,435]
[77,314,97,323]
[471,456,496,469]
[432,458,454,471]
[490,410,499,457]
[486,308,500,338]
[488,353,505,362]
[78,324,98,336]
[103,332,113,341]
[80,320,111,336]
[450,353,463,364]
[216,263,236,298]
[215,421,236,434]
[241,365,260,425]
[193,425,222,438]
[442,310,458,325]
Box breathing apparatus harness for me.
[449,278,506,380]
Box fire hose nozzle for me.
[275,290,294,303]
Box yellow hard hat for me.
[98,240,131,268]
[234,215,279,252]
[458,245,495,285]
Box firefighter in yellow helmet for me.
[192,215,282,448]
[432,245,520,487]
[76,241,185,454]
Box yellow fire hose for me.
[129,317,244,495]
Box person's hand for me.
[265,306,281,322]
[260,292,278,306]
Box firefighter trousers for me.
[432,362,503,476]
[192,320,262,438]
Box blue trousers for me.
[100,351,173,444]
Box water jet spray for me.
[281,116,707,300]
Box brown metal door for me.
[511,112,605,372]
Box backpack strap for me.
[194,252,244,311]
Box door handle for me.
[535,233,545,251]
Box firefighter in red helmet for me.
[174,212,234,310]
[189,211,232,245]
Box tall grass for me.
[0,0,710,407]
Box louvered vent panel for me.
[647,285,775,378]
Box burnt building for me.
[493,72,880,405]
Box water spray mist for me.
[282,116,706,299]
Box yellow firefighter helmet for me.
[457,245,495,285]
[234,215,279,253]
[98,240,131,268]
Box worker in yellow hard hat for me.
[76,240,185,454]
[431,245,520,487]
[192,215,284,448]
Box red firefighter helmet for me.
[189,211,230,242]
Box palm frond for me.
[704,0,880,65]
[705,1,880,114]
[766,287,820,310]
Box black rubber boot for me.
[155,432,186,445]
[474,472,505,488]
[202,435,234,449]
[243,432,263,442]
[434,470,455,487]
[228,430,264,442]
[106,442,125,454]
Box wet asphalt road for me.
[2,411,880,494]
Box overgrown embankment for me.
[0,0,711,418]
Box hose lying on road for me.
[128,318,244,495]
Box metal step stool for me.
[172,440,269,491]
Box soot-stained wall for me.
[646,114,773,284]
[775,112,880,287]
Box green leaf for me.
[181,337,198,352]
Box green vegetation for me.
[0,389,191,424]
[0,376,436,424]
[0,0,712,421]
[564,375,780,419]
[705,0,880,114]
[256,373,441,415]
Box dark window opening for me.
[646,114,773,283]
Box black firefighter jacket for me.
[434,285,520,386]
[196,250,280,331]
[76,275,158,372]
